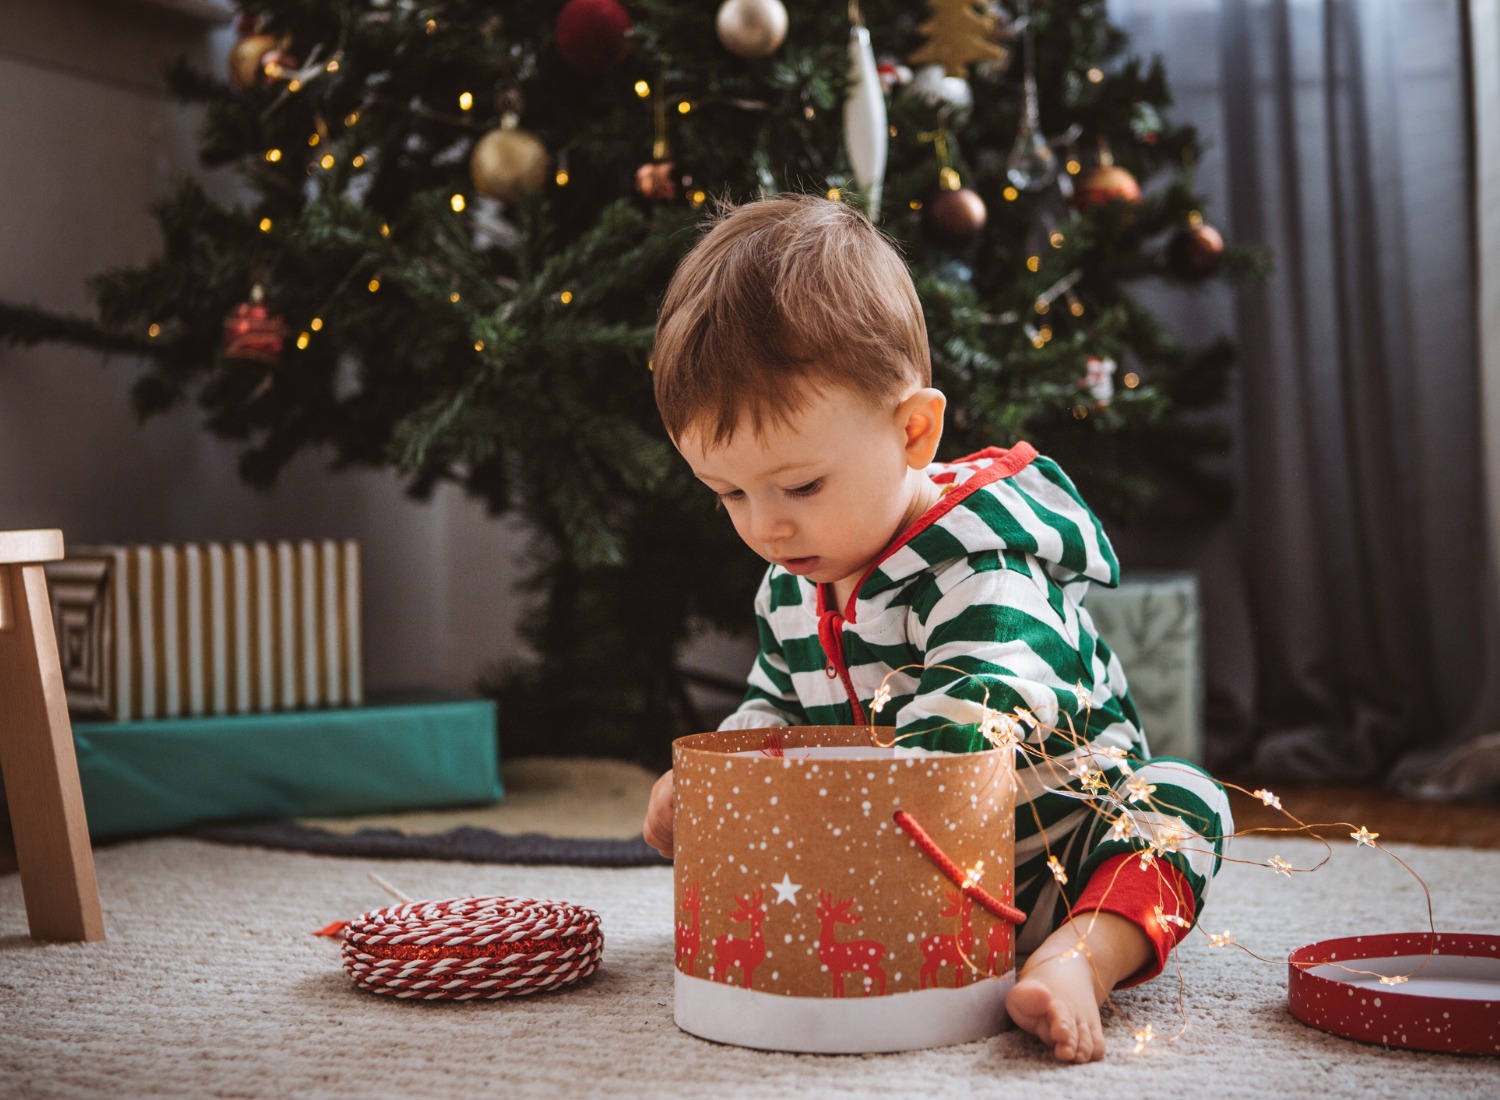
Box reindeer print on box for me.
[671,726,1018,1054]
[921,890,975,989]
[815,890,887,997]
[709,888,767,987]
[675,881,702,977]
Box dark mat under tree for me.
[183,821,669,867]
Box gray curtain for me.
[1108,0,1500,789]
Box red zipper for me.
[817,603,867,725]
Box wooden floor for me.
[3,785,1499,880]
[1226,785,1500,850]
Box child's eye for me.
[787,480,822,498]
[713,489,744,510]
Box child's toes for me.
[1049,1006,1079,1062]
[1084,1016,1106,1062]
[1067,1016,1096,1063]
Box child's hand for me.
[642,769,675,858]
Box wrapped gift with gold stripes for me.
[43,541,363,721]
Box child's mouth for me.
[781,556,819,575]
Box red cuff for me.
[1070,853,1197,989]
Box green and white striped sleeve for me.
[892,554,1133,757]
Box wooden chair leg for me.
[0,562,105,941]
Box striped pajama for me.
[719,444,1232,953]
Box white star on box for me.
[771,873,803,906]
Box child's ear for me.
[896,387,946,468]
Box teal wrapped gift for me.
[1085,573,1202,763]
[71,694,502,839]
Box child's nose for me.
[749,504,794,545]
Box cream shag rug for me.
[2,835,1497,1098]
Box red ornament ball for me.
[925,187,988,245]
[223,294,289,366]
[1168,220,1226,278]
[555,0,633,72]
[1072,165,1141,214]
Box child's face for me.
[676,384,934,600]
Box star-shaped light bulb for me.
[1047,855,1069,885]
[870,682,892,714]
[1350,825,1379,847]
[1073,680,1094,709]
[1269,855,1293,877]
[1108,814,1135,841]
[1100,744,1133,775]
[1153,905,1190,930]
[1152,822,1184,855]
[1132,1023,1155,1055]
[980,707,1023,749]
[1070,758,1107,793]
[1254,788,1283,810]
[1209,930,1237,948]
[1126,776,1157,803]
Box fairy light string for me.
[864,661,1440,1053]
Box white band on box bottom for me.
[674,969,1015,1053]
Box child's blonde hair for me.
[652,195,930,445]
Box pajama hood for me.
[840,442,1121,615]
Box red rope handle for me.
[893,810,1027,926]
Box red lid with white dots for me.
[1288,932,1500,1055]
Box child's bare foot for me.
[1005,911,1154,1063]
[1006,949,1106,1062]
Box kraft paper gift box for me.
[43,541,363,721]
[671,726,1018,1054]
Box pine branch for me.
[0,303,147,356]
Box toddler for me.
[641,195,1231,1063]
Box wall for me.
[0,0,533,695]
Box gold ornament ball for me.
[1072,165,1141,213]
[716,0,789,59]
[229,33,278,89]
[470,127,549,203]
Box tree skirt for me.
[187,819,666,866]
[184,756,665,866]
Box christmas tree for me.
[0,0,1257,763]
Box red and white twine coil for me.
[339,896,603,1000]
